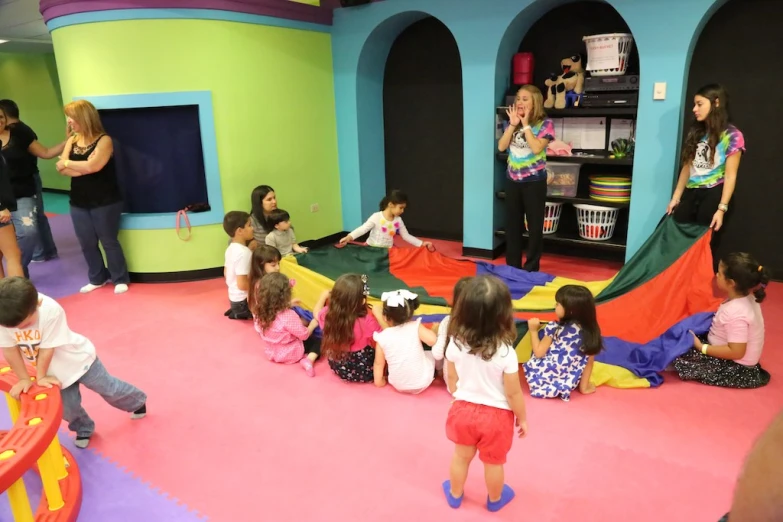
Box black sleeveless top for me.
[68,135,122,209]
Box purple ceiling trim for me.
[39,0,334,26]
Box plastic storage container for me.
[546,162,581,198]
[525,202,562,235]
[573,203,619,241]
[582,33,634,76]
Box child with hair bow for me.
[371,289,439,394]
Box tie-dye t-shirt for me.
[687,126,745,189]
[507,118,556,182]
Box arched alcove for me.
[494,0,640,260]
[383,17,463,240]
[686,0,782,276]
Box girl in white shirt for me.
[371,289,438,393]
[432,276,472,385]
[442,275,527,513]
[339,190,433,250]
[674,252,770,389]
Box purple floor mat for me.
[27,214,89,299]
[0,406,205,521]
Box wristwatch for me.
[718,203,728,212]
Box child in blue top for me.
[497,85,555,273]
[524,285,602,401]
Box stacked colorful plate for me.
[589,176,631,203]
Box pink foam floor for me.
[55,246,781,522]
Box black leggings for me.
[505,178,547,272]
[304,336,321,360]
[673,185,725,270]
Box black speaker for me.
[340,0,372,6]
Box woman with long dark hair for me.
[0,115,23,278]
[667,85,744,248]
[249,185,277,246]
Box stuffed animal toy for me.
[560,54,585,108]
[544,72,566,110]
[544,54,586,110]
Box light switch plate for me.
[653,82,667,100]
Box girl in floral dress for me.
[524,285,602,401]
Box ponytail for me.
[721,252,771,303]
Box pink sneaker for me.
[300,357,315,377]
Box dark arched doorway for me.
[687,0,782,277]
[383,17,463,241]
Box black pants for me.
[505,178,547,272]
[225,299,252,320]
[304,336,322,360]
[673,185,725,270]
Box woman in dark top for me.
[0,105,64,277]
[56,100,130,295]
[0,116,23,278]
[249,184,278,248]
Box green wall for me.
[0,52,67,190]
[51,19,341,273]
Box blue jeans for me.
[60,358,147,438]
[32,172,58,260]
[70,201,130,285]
[11,196,39,278]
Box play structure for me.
[0,367,82,521]
[283,217,722,389]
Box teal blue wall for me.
[332,0,729,259]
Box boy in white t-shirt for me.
[223,211,255,320]
[0,277,147,449]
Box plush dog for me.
[560,54,585,108]
[544,72,567,110]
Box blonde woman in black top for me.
[56,100,130,295]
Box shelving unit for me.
[495,105,636,260]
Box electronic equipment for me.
[584,75,639,92]
[580,91,639,108]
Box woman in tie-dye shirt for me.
[667,84,744,265]
[498,85,554,273]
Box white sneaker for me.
[80,283,106,294]
[114,284,129,294]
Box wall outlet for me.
[653,82,667,100]
[310,203,319,213]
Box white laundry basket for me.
[525,202,562,235]
[574,203,618,241]
[582,33,634,76]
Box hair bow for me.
[381,289,418,307]
[361,274,369,296]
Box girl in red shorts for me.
[442,275,528,512]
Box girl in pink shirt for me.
[314,274,382,383]
[251,272,320,377]
[674,252,770,389]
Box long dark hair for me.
[247,245,282,313]
[252,272,291,330]
[447,275,517,361]
[721,252,771,303]
[681,84,730,167]
[250,185,275,232]
[554,285,602,356]
[322,274,369,360]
